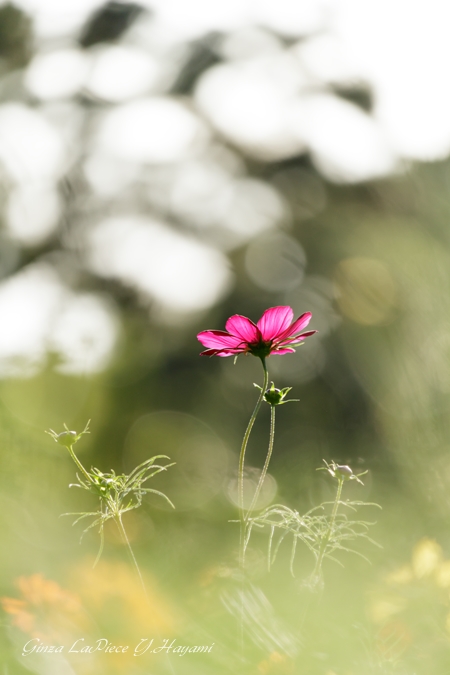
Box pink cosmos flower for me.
[197,306,317,358]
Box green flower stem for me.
[238,357,268,567]
[245,403,276,519]
[114,512,147,595]
[67,445,92,484]
[311,477,344,582]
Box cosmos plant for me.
[198,306,317,569]
[198,306,380,587]
[47,421,174,590]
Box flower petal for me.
[270,347,296,355]
[257,306,294,342]
[280,330,318,345]
[225,315,260,343]
[275,312,312,342]
[197,330,243,350]
[200,348,243,357]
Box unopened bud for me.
[55,430,77,448]
[46,421,90,448]
[262,382,297,406]
[335,465,353,479]
[264,385,284,405]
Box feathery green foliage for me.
[245,460,381,586]
[47,422,175,567]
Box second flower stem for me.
[245,404,275,519]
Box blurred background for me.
[1,0,450,673]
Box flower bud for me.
[92,476,114,495]
[55,430,77,448]
[320,460,366,484]
[335,465,353,479]
[264,385,285,405]
[46,421,90,448]
[262,382,297,406]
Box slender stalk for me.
[245,404,276,519]
[238,358,269,567]
[114,512,177,675]
[114,512,148,597]
[311,478,344,582]
[67,446,92,484]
